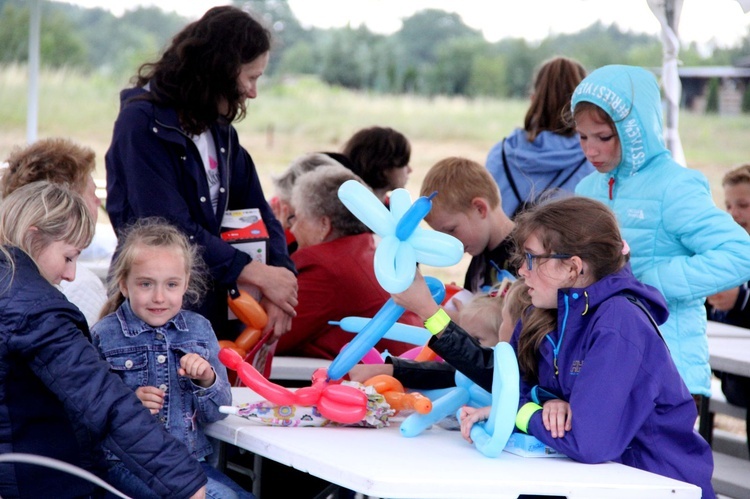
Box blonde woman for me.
[0,182,206,498]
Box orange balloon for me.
[227,289,268,329]
[414,345,438,362]
[218,340,246,359]
[383,391,432,414]
[364,374,405,394]
[235,326,262,351]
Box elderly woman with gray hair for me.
[275,165,420,359]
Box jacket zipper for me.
[608,176,615,200]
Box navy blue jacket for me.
[0,248,205,498]
[105,86,295,336]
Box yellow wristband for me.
[515,402,543,433]
[424,308,451,335]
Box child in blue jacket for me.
[91,219,250,498]
[572,65,750,398]
[395,197,715,498]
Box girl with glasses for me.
[392,196,714,498]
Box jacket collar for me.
[115,298,189,337]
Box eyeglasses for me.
[524,252,572,271]
[286,214,296,225]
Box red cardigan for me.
[276,233,421,360]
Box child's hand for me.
[135,386,165,415]
[459,405,491,443]
[178,353,216,388]
[707,287,740,312]
[348,363,394,383]
[392,271,440,321]
[542,399,572,438]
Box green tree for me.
[425,37,486,96]
[395,9,481,69]
[319,27,366,88]
[0,2,88,68]
[468,53,508,98]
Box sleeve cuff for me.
[424,308,451,335]
[515,402,543,433]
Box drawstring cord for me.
[608,177,615,200]
[582,291,589,315]
[545,294,570,376]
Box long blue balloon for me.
[400,371,491,438]
[467,343,520,457]
[326,277,446,381]
[326,299,405,381]
[331,318,431,346]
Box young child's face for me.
[518,233,571,309]
[576,110,621,174]
[426,205,489,257]
[460,313,499,348]
[724,182,750,234]
[119,245,188,327]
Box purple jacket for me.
[105,86,294,336]
[516,264,714,497]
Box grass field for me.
[3,64,750,283]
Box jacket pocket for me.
[107,351,150,388]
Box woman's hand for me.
[178,353,216,388]
[240,261,298,316]
[135,386,165,415]
[542,399,572,438]
[261,298,293,341]
[459,405,491,443]
[391,271,439,321]
[348,363,394,383]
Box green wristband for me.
[515,402,543,433]
[424,308,450,335]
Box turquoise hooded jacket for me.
[573,65,750,396]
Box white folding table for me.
[206,388,700,499]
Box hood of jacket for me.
[571,65,671,177]
[560,263,669,327]
[503,128,589,175]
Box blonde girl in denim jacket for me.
[92,218,251,498]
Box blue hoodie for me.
[573,65,750,396]
[486,128,594,217]
[516,264,714,498]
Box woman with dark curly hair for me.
[342,126,412,204]
[105,6,297,342]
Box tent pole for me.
[27,0,41,144]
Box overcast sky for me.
[59,0,750,49]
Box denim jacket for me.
[91,300,231,460]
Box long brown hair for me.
[511,196,628,380]
[135,6,271,135]
[524,57,587,141]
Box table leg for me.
[697,394,714,445]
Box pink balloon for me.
[359,347,385,364]
[220,347,296,406]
